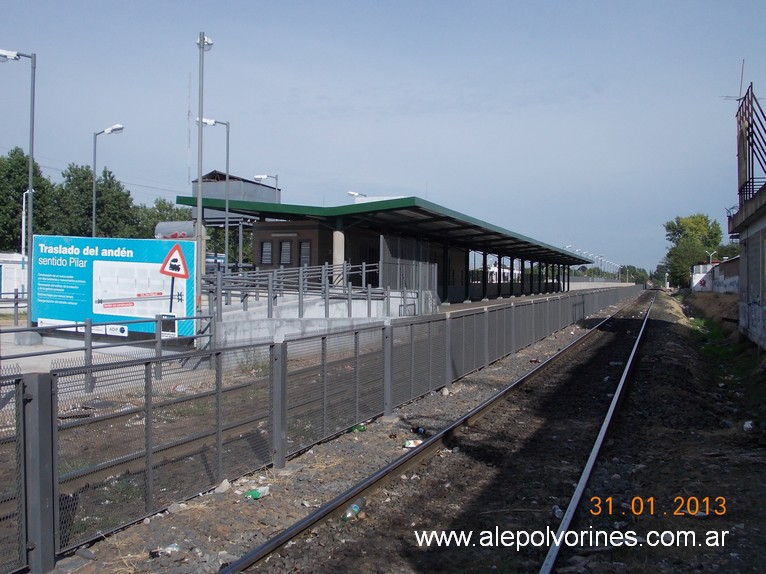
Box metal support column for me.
[383,325,393,415]
[23,373,56,574]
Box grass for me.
[685,304,765,427]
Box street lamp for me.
[198,117,230,269]
[92,123,124,237]
[196,32,213,316]
[347,191,367,198]
[705,250,717,265]
[254,174,279,197]
[2,47,35,327]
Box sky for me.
[2,1,764,273]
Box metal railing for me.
[0,314,213,381]
[0,290,27,327]
[0,285,643,573]
[203,262,386,317]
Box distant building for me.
[690,258,738,294]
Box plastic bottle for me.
[342,497,366,522]
[351,424,366,432]
[244,486,270,500]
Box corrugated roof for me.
[176,195,591,265]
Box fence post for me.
[154,315,163,380]
[13,288,19,326]
[322,337,328,436]
[143,362,154,514]
[24,373,56,574]
[510,302,516,353]
[268,274,274,319]
[84,319,95,393]
[298,266,304,318]
[383,324,393,416]
[347,282,353,318]
[445,314,452,388]
[484,307,490,368]
[215,349,223,481]
[354,331,360,421]
[367,284,371,318]
[215,270,223,322]
[272,341,287,469]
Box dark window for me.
[280,240,292,265]
[299,240,311,267]
[261,241,272,265]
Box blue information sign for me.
[32,236,196,337]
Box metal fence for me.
[1,285,642,573]
[0,374,25,574]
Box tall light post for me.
[92,123,124,237]
[2,48,35,326]
[705,250,717,265]
[21,190,29,261]
[199,117,230,269]
[196,32,213,316]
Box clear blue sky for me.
[2,1,763,272]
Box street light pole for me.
[196,32,213,316]
[92,124,124,237]
[199,117,230,269]
[705,250,717,265]
[2,48,35,326]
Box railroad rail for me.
[220,293,655,573]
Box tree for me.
[621,265,649,284]
[95,168,141,237]
[1,149,196,246]
[664,214,722,250]
[134,198,192,239]
[0,147,53,253]
[40,164,92,236]
[663,214,724,287]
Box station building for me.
[179,184,590,306]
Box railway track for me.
[220,292,655,573]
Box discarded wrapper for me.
[403,439,423,448]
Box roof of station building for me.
[176,194,592,266]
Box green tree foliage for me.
[134,198,192,238]
[43,164,93,236]
[662,213,727,287]
[664,214,722,248]
[621,265,649,284]
[0,148,192,248]
[0,147,53,252]
[95,168,141,237]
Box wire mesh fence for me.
[0,376,24,574]
[4,285,643,572]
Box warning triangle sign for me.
[160,244,190,279]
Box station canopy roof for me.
[177,195,592,266]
